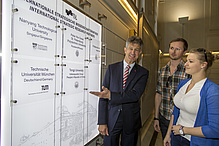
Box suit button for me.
[118,109,122,112]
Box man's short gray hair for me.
[126,36,143,49]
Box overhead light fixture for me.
[178,16,189,24]
[162,53,189,56]
[162,52,219,56]
[162,53,169,56]
[178,16,189,38]
[118,0,137,23]
[159,50,162,54]
[212,51,219,55]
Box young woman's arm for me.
[172,125,204,137]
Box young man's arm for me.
[154,93,162,132]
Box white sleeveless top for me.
[174,78,207,141]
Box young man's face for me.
[124,43,142,64]
[169,41,186,60]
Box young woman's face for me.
[185,53,205,75]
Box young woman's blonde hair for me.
[189,48,214,70]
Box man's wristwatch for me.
[179,126,185,136]
[154,117,159,121]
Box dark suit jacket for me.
[98,61,149,134]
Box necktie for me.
[123,65,130,89]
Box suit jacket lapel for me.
[118,62,123,90]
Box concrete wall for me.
[157,0,219,53]
[158,0,219,85]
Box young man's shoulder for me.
[159,64,169,72]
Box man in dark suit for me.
[90,36,149,146]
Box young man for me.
[154,38,191,139]
[90,36,149,146]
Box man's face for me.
[124,43,142,64]
[169,41,186,60]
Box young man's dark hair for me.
[169,38,188,51]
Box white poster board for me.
[3,0,102,145]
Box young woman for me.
[164,48,219,146]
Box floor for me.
[150,131,163,146]
[140,117,163,146]
[86,114,164,146]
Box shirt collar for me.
[123,60,135,70]
[167,59,185,69]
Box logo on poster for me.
[95,54,98,60]
[75,50,79,57]
[41,85,49,90]
[66,9,77,20]
[33,43,38,49]
[32,43,48,51]
[75,81,79,88]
